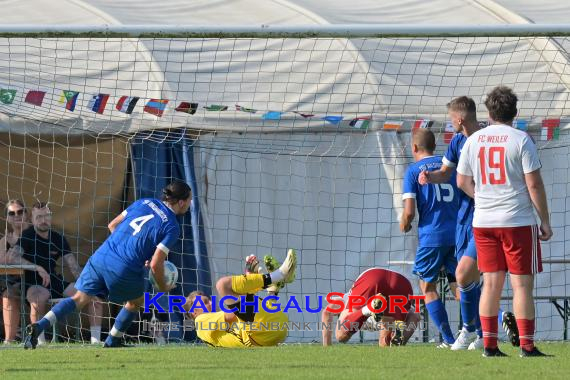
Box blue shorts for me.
[455,223,477,261]
[413,246,457,284]
[75,255,145,303]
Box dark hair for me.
[484,86,518,123]
[32,201,48,210]
[161,180,191,203]
[412,128,436,153]
[447,96,477,123]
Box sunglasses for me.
[7,209,25,216]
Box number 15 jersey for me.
[456,125,542,228]
[403,155,459,247]
[97,198,180,270]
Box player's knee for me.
[336,330,351,343]
[26,287,49,303]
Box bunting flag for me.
[24,90,46,106]
[262,111,282,120]
[443,122,455,144]
[0,89,16,104]
[413,119,433,129]
[321,116,343,125]
[144,99,169,117]
[383,120,403,131]
[87,93,110,114]
[203,104,228,111]
[349,117,370,129]
[116,96,139,114]
[175,102,198,114]
[541,118,560,141]
[59,90,79,111]
[293,111,315,118]
[235,104,257,113]
[513,119,529,131]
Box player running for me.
[401,128,459,347]
[24,180,192,349]
[184,249,297,347]
[321,268,421,347]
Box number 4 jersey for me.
[403,155,459,247]
[96,198,181,269]
[456,124,541,228]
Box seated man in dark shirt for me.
[12,202,103,345]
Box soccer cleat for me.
[103,340,135,348]
[482,347,508,357]
[245,255,263,274]
[468,336,484,350]
[390,320,405,346]
[277,249,297,285]
[520,347,552,357]
[263,255,284,295]
[451,328,478,350]
[23,323,40,350]
[502,311,520,347]
[436,342,452,349]
[370,294,385,323]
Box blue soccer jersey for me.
[95,198,180,270]
[403,155,459,247]
[442,133,474,225]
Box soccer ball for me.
[149,260,178,290]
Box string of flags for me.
[0,87,565,142]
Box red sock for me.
[480,315,498,349]
[339,308,368,334]
[517,318,535,351]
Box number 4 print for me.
[129,214,154,235]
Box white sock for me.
[37,331,46,344]
[269,270,285,284]
[90,326,102,343]
[361,305,372,317]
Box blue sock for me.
[104,308,137,346]
[426,299,455,344]
[459,282,479,332]
[37,298,77,332]
[475,282,482,336]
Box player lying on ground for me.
[321,268,421,347]
[24,180,192,349]
[183,249,297,347]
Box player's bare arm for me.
[457,173,475,198]
[524,169,553,241]
[149,247,174,292]
[321,306,334,346]
[418,164,454,185]
[107,212,126,233]
[400,198,416,233]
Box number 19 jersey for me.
[403,155,459,247]
[97,198,181,270]
[456,125,542,227]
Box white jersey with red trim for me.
[456,124,541,227]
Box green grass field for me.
[1,342,569,379]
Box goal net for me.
[0,26,568,344]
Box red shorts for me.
[473,225,542,275]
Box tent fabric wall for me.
[0,132,129,272]
[129,131,212,296]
